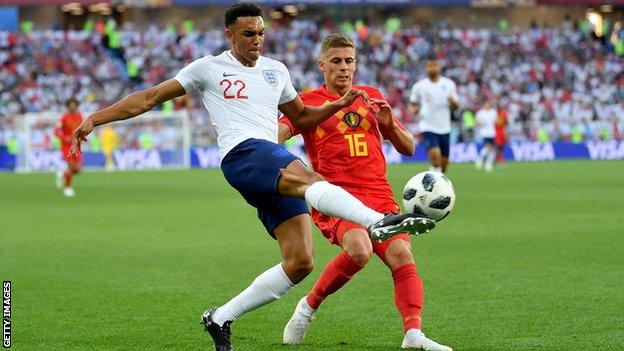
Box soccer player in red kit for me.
[279,34,451,350]
[494,106,508,167]
[55,97,83,197]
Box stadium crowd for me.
[1,16,623,149]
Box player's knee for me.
[278,168,325,197]
[347,246,372,266]
[284,256,314,282]
[386,242,414,270]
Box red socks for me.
[64,169,73,188]
[306,251,363,309]
[392,263,423,331]
[306,253,424,332]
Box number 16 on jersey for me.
[344,133,368,157]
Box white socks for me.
[478,147,495,170]
[486,149,496,166]
[304,181,384,228]
[212,263,295,326]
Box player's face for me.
[318,47,357,93]
[426,61,440,78]
[226,16,265,66]
[67,101,77,112]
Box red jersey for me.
[55,112,83,162]
[55,112,83,148]
[280,85,406,219]
[495,109,508,146]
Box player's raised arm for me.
[70,79,186,155]
[278,88,368,131]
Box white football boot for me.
[402,329,452,351]
[283,296,316,344]
[63,187,75,197]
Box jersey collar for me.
[319,84,343,100]
[225,50,263,69]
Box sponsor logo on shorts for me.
[272,148,290,158]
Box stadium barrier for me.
[1,141,623,171]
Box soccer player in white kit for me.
[69,3,435,350]
[409,60,459,173]
[474,100,498,172]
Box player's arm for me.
[447,97,459,111]
[54,124,66,142]
[278,89,368,131]
[371,98,415,156]
[70,79,186,154]
[278,122,292,144]
[409,102,420,122]
[447,81,459,111]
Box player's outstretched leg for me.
[278,161,435,242]
[200,215,312,350]
[285,228,369,344]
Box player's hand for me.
[447,95,458,105]
[369,98,395,129]
[338,89,369,108]
[69,117,95,157]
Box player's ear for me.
[225,26,234,43]
[317,59,325,73]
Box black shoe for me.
[368,213,436,242]
[200,308,233,351]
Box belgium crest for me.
[343,112,361,128]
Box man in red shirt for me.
[55,98,83,197]
[494,106,508,167]
[279,34,451,350]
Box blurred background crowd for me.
[1,2,623,151]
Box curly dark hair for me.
[65,97,79,107]
[224,2,262,28]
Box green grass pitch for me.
[1,161,623,350]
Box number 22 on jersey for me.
[220,79,248,99]
[344,133,368,157]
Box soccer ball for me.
[402,171,456,221]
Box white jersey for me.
[475,108,497,139]
[175,51,297,160]
[409,76,457,134]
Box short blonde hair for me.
[319,33,355,59]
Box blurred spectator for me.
[1,18,623,147]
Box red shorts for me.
[495,135,507,147]
[314,201,411,261]
[61,147,83,164]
